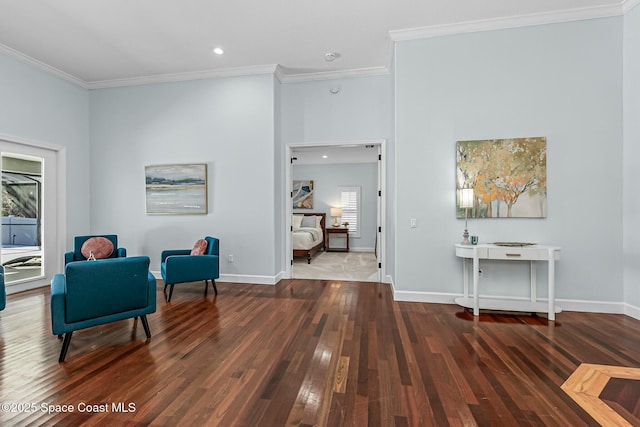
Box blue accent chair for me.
[64,234,127,265]
[0,265,5,311]
[50,256,156,362]
[160,236,220,302]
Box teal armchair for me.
[50,256,156,362]
[160,236,219,302]
[0,265,5,311]
[64,234,127,265]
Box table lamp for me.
[330,207,342,227]
[459,188,474,245]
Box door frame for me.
[284,139,386,282]
[0,134,66,294]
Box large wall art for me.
[456,137,547,218]
[145,163,208,214]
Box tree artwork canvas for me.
[456,137,547,218]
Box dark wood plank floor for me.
[1,279,639,426]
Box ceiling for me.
[292,144,380,165]
[0,0,631,88]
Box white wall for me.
[293,162,378,250]
[394,17,624,306]
[0,53,90,245]
[89,74,278,278]
[623,4,640,312]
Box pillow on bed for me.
[292,215,304,230]
[300,215,317,228]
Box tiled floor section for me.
[562,363,640,426]
[292,251,378,282]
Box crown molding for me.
[87,64,280,89]
[279,66,389,84]
[622,0,640,13]
[389,4,624,41]
[0,42,88,88]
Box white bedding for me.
[293,227,323,250]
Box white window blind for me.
[339,186,361,238]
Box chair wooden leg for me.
[211,279,218,295]
[167,284,175,302]
[204,280,208,296]
[140,315,151,338]
[59,331,73,363]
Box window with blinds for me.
[339,186,361,238]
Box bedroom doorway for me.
[285,140,386,283]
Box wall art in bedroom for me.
[292,180,314,209]
[145,163,208,214]
[456,137,547,218]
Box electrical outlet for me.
[227,254,234,262]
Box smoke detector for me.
[324,52,340,62]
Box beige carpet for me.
[293,251,379,282]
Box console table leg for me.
[548,249,556,321]
[463,258,469,298]
[473,251,480,316]
[530,261,537,303]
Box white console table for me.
[454,243,561,320]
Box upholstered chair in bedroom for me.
[64,234,127,265]
[0,265,6,311]
[50,256,156,362]
[160,236,220,302]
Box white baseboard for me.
[391,289,630,315]
[624,302,640,320]
[150,271,279,286]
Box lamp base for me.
[332,217,340,228]
[461,228,471,245]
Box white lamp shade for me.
[459,188,474,208]
[330,207,342,217]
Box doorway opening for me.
[285,140,386,282]
[1,137,63,294]
[2,153,43,282]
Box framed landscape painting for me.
[456,137,547,218]
[145,163,208,214]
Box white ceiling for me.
[292,144,380,165]
[0,0,632,88]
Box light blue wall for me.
[280,75,394,270]
[623,4,640,310]
[0,53,90,243]
[89,75,277,276]
[395,18,624,302]
[293,162,378,250]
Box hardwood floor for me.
[1,279,639,426]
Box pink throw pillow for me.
[191,239,208,255]
[81,237,114,260]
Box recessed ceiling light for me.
[322,155,328,159]
[213,47,224,55]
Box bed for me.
[292,212,326,264]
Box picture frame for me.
[145,163,208,215]
[456,137,547,218]
[292,180,314,209]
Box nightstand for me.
[326,227,349,252]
